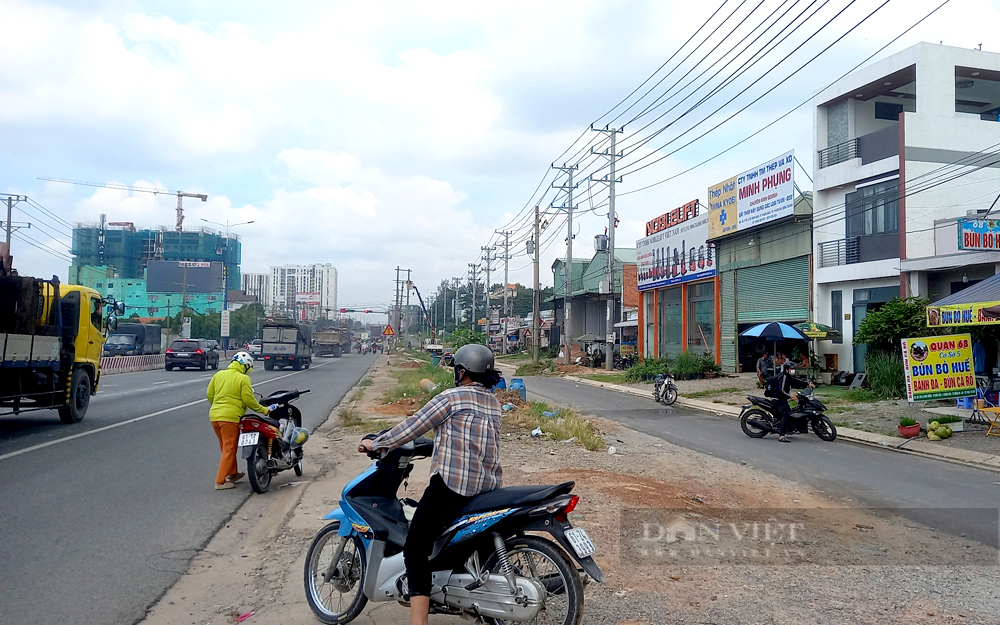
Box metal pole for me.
[470,263,477,332]
[5,197,11,249]
[564,169,576,365]
[502,231,510,355]
[606,129,618,370]
[532,205,541,364]
[403,269,411,343]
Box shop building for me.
[637,200,721,361]
[812,42,1000,372]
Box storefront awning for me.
[932,272,1000,306]
[614,319,638,328]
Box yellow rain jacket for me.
[207,361,270,423]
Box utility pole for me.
[481,246,494,344]
[552,164,578,365]
[469,263,478,332]
[497,231,511,355]
[394,267,402,336]
[0,195,29,275]
[403,269,412,343]
[532,205,541,364]
[591,126,624,370]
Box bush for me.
[449,328,488,349]
[515,359,557,376]
[698,351,721,374]
[624,357,671,383]
[674,351,701,376]
[853,297,938,353]
[864,351,906,400]
[899,416,916,427]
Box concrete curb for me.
[549,373,1000,474]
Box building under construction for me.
[69,219,241,291]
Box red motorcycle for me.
[238,389,310,493]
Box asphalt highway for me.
[524,375,1000,551]
[0,353,376,625]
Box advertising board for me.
[295,292,322,305]
[927,301,1000,328]
[957,218,1000,251]
[147,260,224,294]
[900,333,975,402]
[707,151,795,240]
[636,202,715,292]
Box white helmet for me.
[232,351,253,373]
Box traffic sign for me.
[382,325,396,336]
[220,310,230,337]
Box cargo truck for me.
[103,322,162,356]
[314,328,349,358]
[1,275,122,423]
[262,320,312,370]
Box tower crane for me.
[38,177,208,232]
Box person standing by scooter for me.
[358,343,503,625]
[207,352,276,490]
[774,361,814,443]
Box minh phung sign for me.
[636,200,715,292]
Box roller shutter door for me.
[720,271,737,372]
[736,256,810,323]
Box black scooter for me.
[739,386,837,441]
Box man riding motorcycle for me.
[358,343,503,625]
[773,361,815,443]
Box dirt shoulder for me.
[141,356,1000,625]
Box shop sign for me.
[707,151,795,239]
[636,205,715,291]
[900,334,975,402]
[927,301,1000,327]
[957,218,1000,251]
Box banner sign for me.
[220,309,230,337]
[957,218,1000,251]
[295,292,322,305]
[708,151,795,240]
[927,301,1000,327]
[900,333,975,402]
[636,204,715,292]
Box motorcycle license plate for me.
[565,528,596,558]
[238,432,259,447]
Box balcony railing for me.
[817,237,859,268]
[818,138,859,169]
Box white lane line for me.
[0,361,332,462]
[153,380,171,385]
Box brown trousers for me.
[212,421,240,484]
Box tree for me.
[853,297,938,354]
[448,327,487,348]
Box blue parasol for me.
[740,322,810,341]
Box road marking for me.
[0,360,333,462]
[153,380,171,385]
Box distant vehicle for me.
[262,321,312,371]
[165,338,220,371]
[1,274,122,423]
[103,323,162,356]
[247,338,263,359]
[314,328,349,358]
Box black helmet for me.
[453,343,495,374]
[783,361,795,371]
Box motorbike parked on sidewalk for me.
[238,389,311,493]
[303,432,602,625]
[739,385,837,441]
[652,373,678,406]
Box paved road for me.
[524,376,1000,549]
[0,353,376,625]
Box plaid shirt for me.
[373,384,503,497]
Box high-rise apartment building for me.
[268,264,338,321]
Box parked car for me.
[247,338,263,360]
[165,338,220,371]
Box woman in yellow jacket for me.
[207,352,274,490]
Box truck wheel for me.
[264,361,274,371]
[58,369,91,424]
[293,361,302,371]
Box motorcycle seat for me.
[459,481,575,515]
[248,413,281,428]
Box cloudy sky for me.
[3,0,999,312]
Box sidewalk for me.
[559,372,1000,474]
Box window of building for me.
[657,287,683,359]
[687,281,715,353]
[96,282,103,288]
[956,67,1000,121]
[874,101,904,120]
[846,179,899,237]
[149,307,159,315]
[831,290,843,344]
[644,291,655,357]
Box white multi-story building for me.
[240,272,270,305]
[813,43,1000,373]
[268,264,338,321]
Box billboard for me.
[146,260,224,294]
[708,151,795,239]
[927,300,1000,327]
[636,201,715,292]
[295,292,322,305]
[957,218,1000,251]
[900,334,975,402]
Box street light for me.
[202,218,254,352]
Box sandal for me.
[778,436,790,443]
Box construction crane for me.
[407,281,437,342]
[38,177,208,232]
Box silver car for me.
[247,339,263,360]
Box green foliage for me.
[359,378,374,387]
[515,359,557,376]
[624,357,672,383]
[899,416,917,427]
[674,351,702,376]
[448,328,488,349]
[853,297,937,354]
[933,415,963,424]
[863,351,906,400]
[698,352,721,373]
[845,387,879,402]
[382,362,454,405]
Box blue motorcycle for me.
[303,433,602,624]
